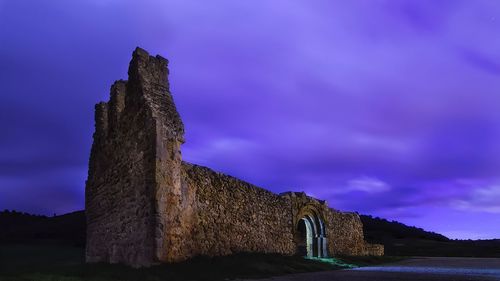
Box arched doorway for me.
[295,211,328,258]
[296,217,314,257]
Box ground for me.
[1,242,498,281]
[239,257,500,281]
[0,242,393,281]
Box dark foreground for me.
[240,257,500,281]
[0,242,397,281]
[2,242,499,281]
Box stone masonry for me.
[85,47,383,267]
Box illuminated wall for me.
[85,48,384,268]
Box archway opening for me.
[294,212,328,258]
[296,218,314,257]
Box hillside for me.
[0,210,85,246]
[360,215,449,242]
[360,215,500,257]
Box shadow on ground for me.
[0,242,400,281]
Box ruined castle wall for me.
[284,192,369,257]
[85,79,158,266]
[325,211,367,256]
[325,210,384,256]
[179,164,378,258]
[86,48,383,268]
[86,48,188,267]
[180,163,296,257]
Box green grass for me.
[0,242,400,281]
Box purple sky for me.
[1,0,500,239]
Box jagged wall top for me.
[127,47,185,142]
[92,47,185,143]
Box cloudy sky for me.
[1,0,499,239]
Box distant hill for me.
[360,214,500,257]
[360,215,449,242]
[1,210,498,257]
[0,210,85,246]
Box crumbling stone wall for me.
[181,163,295,257]
[86,48,383,268]
[85,78,158,266]
[86,48,188,266]
[282,191,377,257]
[364,242,385,256]
[327,211,367,256]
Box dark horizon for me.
[1,0,499,240]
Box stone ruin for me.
[85,47,384,267]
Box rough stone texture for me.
[364,242,385,256]
[86,48,186,267]
[86,47,383,268]
[181,163,295,257]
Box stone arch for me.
[294,205,328,258]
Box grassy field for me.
[0,242,400,281]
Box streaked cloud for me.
[0,0,499,238]
[451,185,500,214]
[345,177,391,194]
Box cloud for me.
[451,185,500,214]
[0,166,86,215]
[460,48,500,75]
[343,177,391,194]
[1,0,500,239]
[183,137,257,166]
